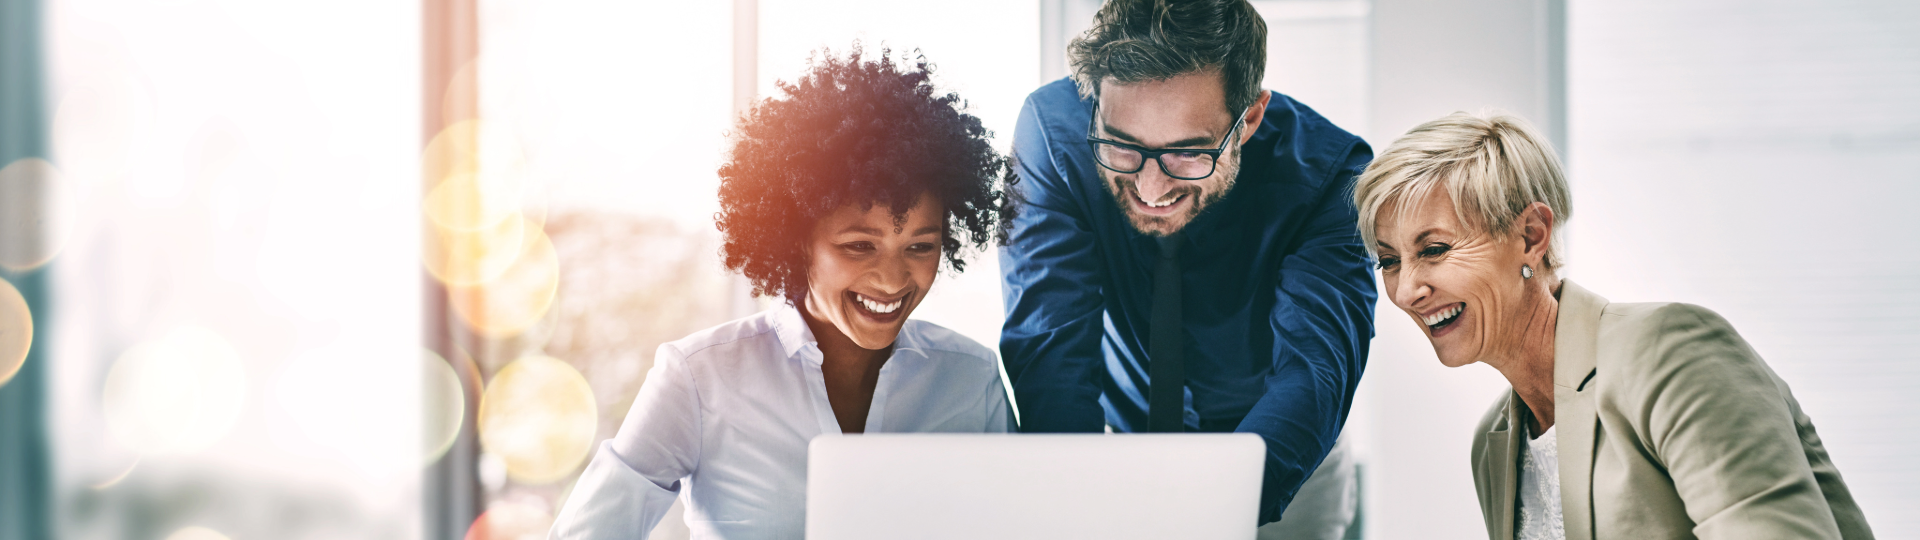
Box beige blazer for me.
[1469,280,1872,540]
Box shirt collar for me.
[769,300,822,365]
[769,299,929,366]
[1181,186,1242,251]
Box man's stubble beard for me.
[1103,151,1241,237]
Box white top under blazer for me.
[549,302,1013,539]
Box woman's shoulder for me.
[1601,300,1731,331]
[1592,300,1777,402]
[656,309,786,365]
[898,319,1000,373]
[1598,301,1750,361]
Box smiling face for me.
[802,192,944,350]
[1374,189,1539,368]
[1093,71,1265,236]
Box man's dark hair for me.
[1067,0,1269,115]
[715,45,1012,303]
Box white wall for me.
[1567,1,1920,535]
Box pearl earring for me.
[1521,265,1534,279]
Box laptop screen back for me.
[806,433,1264,540]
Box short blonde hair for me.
[1353,111,1572,271]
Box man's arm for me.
[998,92,1109,433]
[1236,140,1378,524]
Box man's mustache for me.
[1114,177,1201,206]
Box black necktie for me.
[1149,234,1185,432]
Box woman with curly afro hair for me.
[550,46,1016,539]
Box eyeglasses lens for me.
[1095,143,1143,172]
[1161,153,1215,179]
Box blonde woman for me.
[1352,111,1872,540]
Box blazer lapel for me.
[1553,280,1607,540]
[1490,395,1522,540]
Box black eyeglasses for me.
[1085,101,1244,181]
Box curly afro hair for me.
[715,45,1014,303]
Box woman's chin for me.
[843,301,918,350]
[844,319,906,350]
[1431,345,1476,368]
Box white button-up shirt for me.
[549,302,1013,539]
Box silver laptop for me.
[806,433,1265,540]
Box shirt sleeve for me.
[1636,304,1844,540]
[997,92,1110,433]
[1234,139,1378,525]
[549,342,704,539]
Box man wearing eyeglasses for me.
[998,0,1375,537]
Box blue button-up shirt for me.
[998,78,1377,524]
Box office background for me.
[0,0,1913,539]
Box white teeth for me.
[1424,304,1462,327]
[857,294,903,314]
[1138,193,1179,208]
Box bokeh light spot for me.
[423,212,528,287]
[478,355,596,484]
[0,158,70,272]
[101,325,247,455]
[424,349,467,465]
[422,120,535,232]
[478,451,509,493]
[449,224,559,339]
[421,119,550,290]
[464,499,554,540]
[88,457,139,490]
[163,526,231,540]
[426,171,525,234]
[423,119,481,186]
[0,277,31,388]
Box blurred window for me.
[43,0,423,538]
